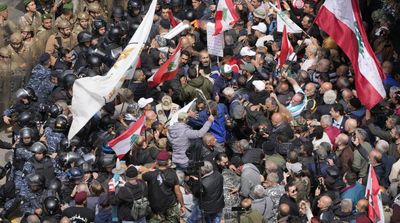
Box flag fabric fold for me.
[315,0,385,109]
[365,165,385,223]
[168,98,197,126]
[168,10,178,28]
[213,0,239,35]
[148,40,182,88]
[67,0,157,140]
[269,2,303,34]
[278,25,294,68]
[108,115,146,159]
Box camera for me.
[231,207,246,212]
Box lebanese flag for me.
[108,115,146,159]
[168,10,178,28]
[315,0,386,109]
[278,25,294,68]
[365,165,385,223]
[148,41,182,88]
[269,1,303,34]
[213,0,239,35]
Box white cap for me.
[240,46,256,57]
[138,97,154,108]
[252,80,265,92]
[252,22,267,34]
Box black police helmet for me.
[127,0,142,12]
[48,103,63,118]
[92,17,107,30]
[185,9,195,21]
[43,196,61,216]
[112,6,124,18]
[17,111,35,127]
[47,178,61,192]
[88,54,102,68]
[30,142,47,154]
[62,73,77,89]
[77,31,93,44]
[67,167,84,180]
[26,173,45,187]
[19,127,34,139]
[100,154,117,168]
[54,115,69,131]
[107,26,123,43]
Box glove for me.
[108,178,116,192]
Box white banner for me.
[207,22,224,57]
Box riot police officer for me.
[73,31,93,69]
[23,142,62,187]
[42,196,62,222]
[12,127,34,189]
[60,167,84,204]
[126,0,143,26]
[44,114,68,154]
[20,173,46,216]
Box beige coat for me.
[155,103,180,125]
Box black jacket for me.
[109,181,148,221]
[190,171,225,214]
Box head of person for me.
[216,153,229,169]
[203,133,216,150]
[41,14,53,29]
[335,133,349,148]
[317,195,332,211]
[24,0,37,13]
[0,4,8,19]
[368,149,382,166]
[57,20,72,37]
[285,182,298,199]
[329,103,344,119]
[356,199,368,213]
[191,0,202,9]
[305,82,316,97]
[301,14,314,29]
[265,97,278,112]
[199,50,210,67]
[340,199,353,214]
[200,161,214,176]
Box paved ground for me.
[0,0,26,186]
[0,130,13,185]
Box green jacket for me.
[240,210,266,223]
[180,75,213,102]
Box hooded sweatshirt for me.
[168,121,212,165]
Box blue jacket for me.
[188,103,228,143]
[341,183,365,208]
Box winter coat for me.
[240,163,261,198]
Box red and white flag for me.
[214,0,239,35]
[278,25,294,68]
[365,165,385,223]
[148,41,182,88]
[315,0,386,109]
[269,1,303,34]
[168,10,178,28]
[108,115,146,159]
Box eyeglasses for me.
[290,189,297,193]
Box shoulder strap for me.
[262,198,268,216]
[55,36,62,49]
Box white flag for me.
[269,2,303,34]
[68,0,158,140]
[164,22,190,40]
[168,98,197,126]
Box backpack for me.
[129,181,151,220]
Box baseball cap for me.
[156,150,170,161]
[252,22,267,34]
[253,8,266,19]
[240,63,256,73]
[74,191,87,205]
[252,80,265,91]
[138,97,153,108]
[240,47,256,57]
[221,64,233,75]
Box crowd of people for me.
[0,0,400,222]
